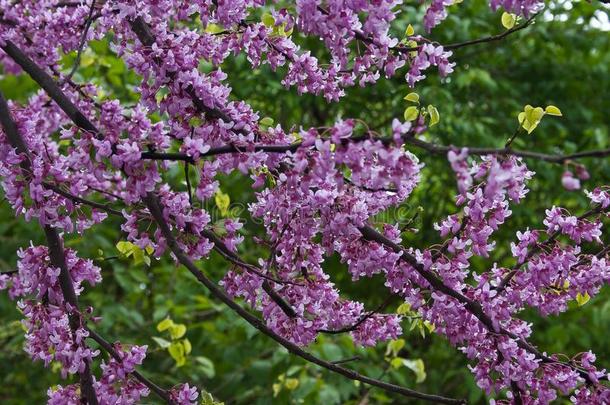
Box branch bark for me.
[142,193,464,404]
[0,91,99,405]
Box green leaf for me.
[260,117,274,127]
[397,302,412,315]
[576,292,590,306]
[152,336,171,349]
[501,12,516,30]
[195,356,216,378]
[404,92,419,103]
[168,342,186,367]
[284,378,299,390]
[401,359,427,383]
[428,105,440,126]
[215,190,230,217]
[405,24,415,36]
[545,105,562,116]
[157,318,174,332]
[169,323,187,340]
[403,106,419,121]
[262,13,275,28]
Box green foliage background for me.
[1,1,609,403]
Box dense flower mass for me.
[0,0,608,404]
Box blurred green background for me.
[1,0,609,403]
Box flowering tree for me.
[0,0,609,404]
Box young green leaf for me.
[169,323,187,340]
[428,105,440,126]
[501,12,516,30]
[157,318,174,332]
[215,190,231,217]
[576,292,590,306]
[545,105,562,116]
[404,106,419,121]
[404,92,419,103]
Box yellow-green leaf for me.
[157,318,174,332]
[428,105,440,126]
[386,338,405,357]
[397,302,412,315]
[405,24,415,36]
[501,12,516,29]
[262,13,275,28]
[260,117,274,127]
[116,241,134,256]
[402,359,427,383]
[152,336,171,349]
[545,105,562,116]
[404,106,419,121]
[404,92,419,103]
[576,292,590,306]
[182,338,192,354]
[215,190,230,217]
[168,342,186,366]
[169,324,187,340]
[390,357,404,369]
[284,378,299,390]
[204,24,224,34]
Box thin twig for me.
[64,0,97,82]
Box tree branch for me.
[142,193,464,404]
[0,91,99,405]
[86,328,173,403]
[358,224,606,383]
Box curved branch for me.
[143,193,464,405]
[358,224,607,383]
[86,328,173,403]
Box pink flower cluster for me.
[0,1,607,404]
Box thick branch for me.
[143,193,463,405]
[358,224,605,383]
[1,38,298,318]
[0,92,99,405]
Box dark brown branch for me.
[141,135,610,166]
[443,14,538,51]
[1,38,298,318]
[142,193,463,405]
[332,356,361,365]
[200,229,298,317]
[86,328,173,403]
[141,143,300,164]
[403,137,610,164]
[1,40,99,134]
[43,182,123,217]
[358,224,605,383]
[0,92,99,405]
[65,0,97,81]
